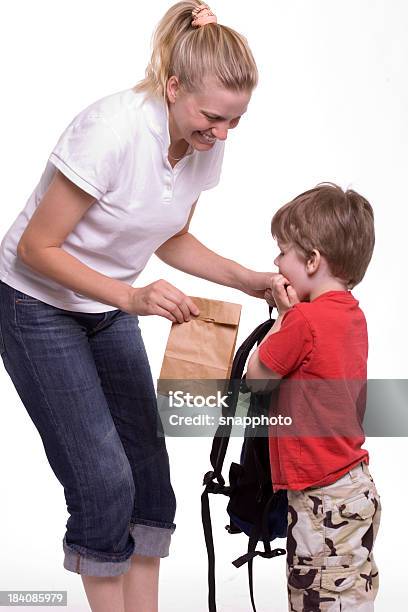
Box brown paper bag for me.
[158,296,241,397]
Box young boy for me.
[246,183,381,612]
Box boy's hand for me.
[267,274,300,315]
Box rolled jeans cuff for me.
[63,535,134,577]
[63,523,176,576]
[130,521,176,557]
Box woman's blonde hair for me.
[134,1,258,98]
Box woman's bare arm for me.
[17,170,199,321]
[156,230,276,299]
[17,170,134,311]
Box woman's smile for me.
[195,130,217,145]
[166,76,252,152]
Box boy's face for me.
[274,241,312,301]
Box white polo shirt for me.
[0,88,225,312]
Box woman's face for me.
[166,76,252,150]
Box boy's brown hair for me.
[271,183,375,289]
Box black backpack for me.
[201,307,288,612]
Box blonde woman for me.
[0,2,272,611]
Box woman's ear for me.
[166,75,180,104]
[306,249,321,274]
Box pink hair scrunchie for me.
[191,4,217,27]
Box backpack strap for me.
[202,306,275,612]
[209,309,275,484]
[231,492,286,612]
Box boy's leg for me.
[286,462,381,612]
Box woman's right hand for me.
[126,279,200,323]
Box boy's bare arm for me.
[246,273,301,391]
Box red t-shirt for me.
[258,290,369,491]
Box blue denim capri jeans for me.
[0,280,176,576]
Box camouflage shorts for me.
[286,462,381,611]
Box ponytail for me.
[134,1,258,98]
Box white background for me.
[0,1,407,610]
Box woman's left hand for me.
[241,271,280,302]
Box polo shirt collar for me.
[142,93,194,158]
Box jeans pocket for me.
[14,289,41,305]
[13,289,49,327]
